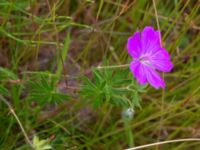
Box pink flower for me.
[127,26,173,89]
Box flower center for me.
[139,55,151,66]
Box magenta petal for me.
[151,48,173,72]
[130,61,147,84]
[144,66,165,89]
[127,31,142,59]
[141,26,161,54]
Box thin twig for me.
[0,95,33,148]
[125,138,200,150]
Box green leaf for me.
[80,68,141,108]
[28,75,70,106]
[0,67,18,81]
[33,136,52,150]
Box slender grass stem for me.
[97,64,129,69]
[0,95,33,149]
[45,0,69,87]
[125,138,200,150]
[152,1,165,149]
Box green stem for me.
[124,119,134,147]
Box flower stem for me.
[124,119,134,147]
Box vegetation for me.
[0,0,200,149]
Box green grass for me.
[0,0,200,149]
